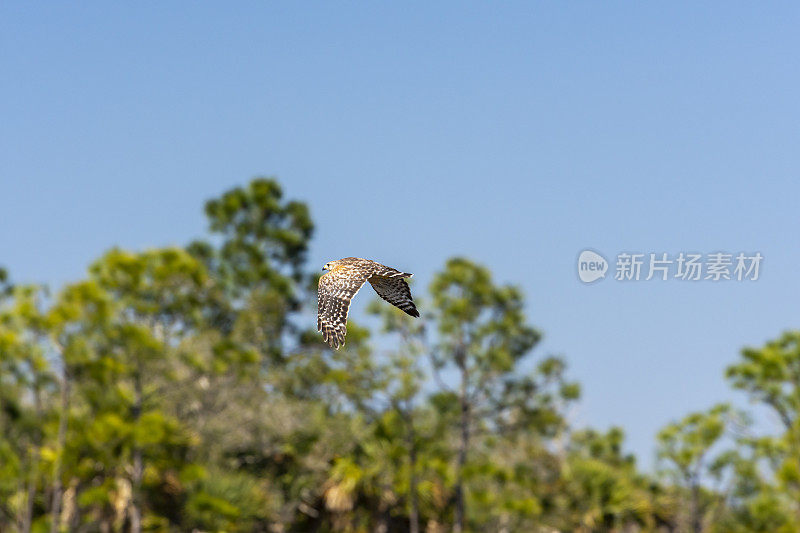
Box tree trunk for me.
[690,480,701,533]
[130,369,143,533]
[50,366,70,533]
[23,465,36,533]
[407,418,420,533]
[453,356,469,533]
[23,385,43,533]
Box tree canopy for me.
[0,177,796,532]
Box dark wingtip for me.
[407,308,420,318]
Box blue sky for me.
[2,2,799,466]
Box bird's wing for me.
[317,267,371,349]
[368,275,420,318]
[369,262,412,278]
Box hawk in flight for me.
[318,257,419,349]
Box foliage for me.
[0,178,797,532]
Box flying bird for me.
[317,257,419,349]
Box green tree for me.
[560,427,659,532]
[0,283,54,532]
[182,178,323,531]
[656,404,742,532]
[46,279,113,532]
[88,247,211,532]
[366,296,429,533]
[2,180,742,532]
[707,438,798,533]
[429,257,579,532]
[724,331,800,529]
[195,177,314,362]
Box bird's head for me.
[322,260,336,271]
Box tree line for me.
[1,178,799,532]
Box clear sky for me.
[2,2,799,467]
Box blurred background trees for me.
[0,177,798,532]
